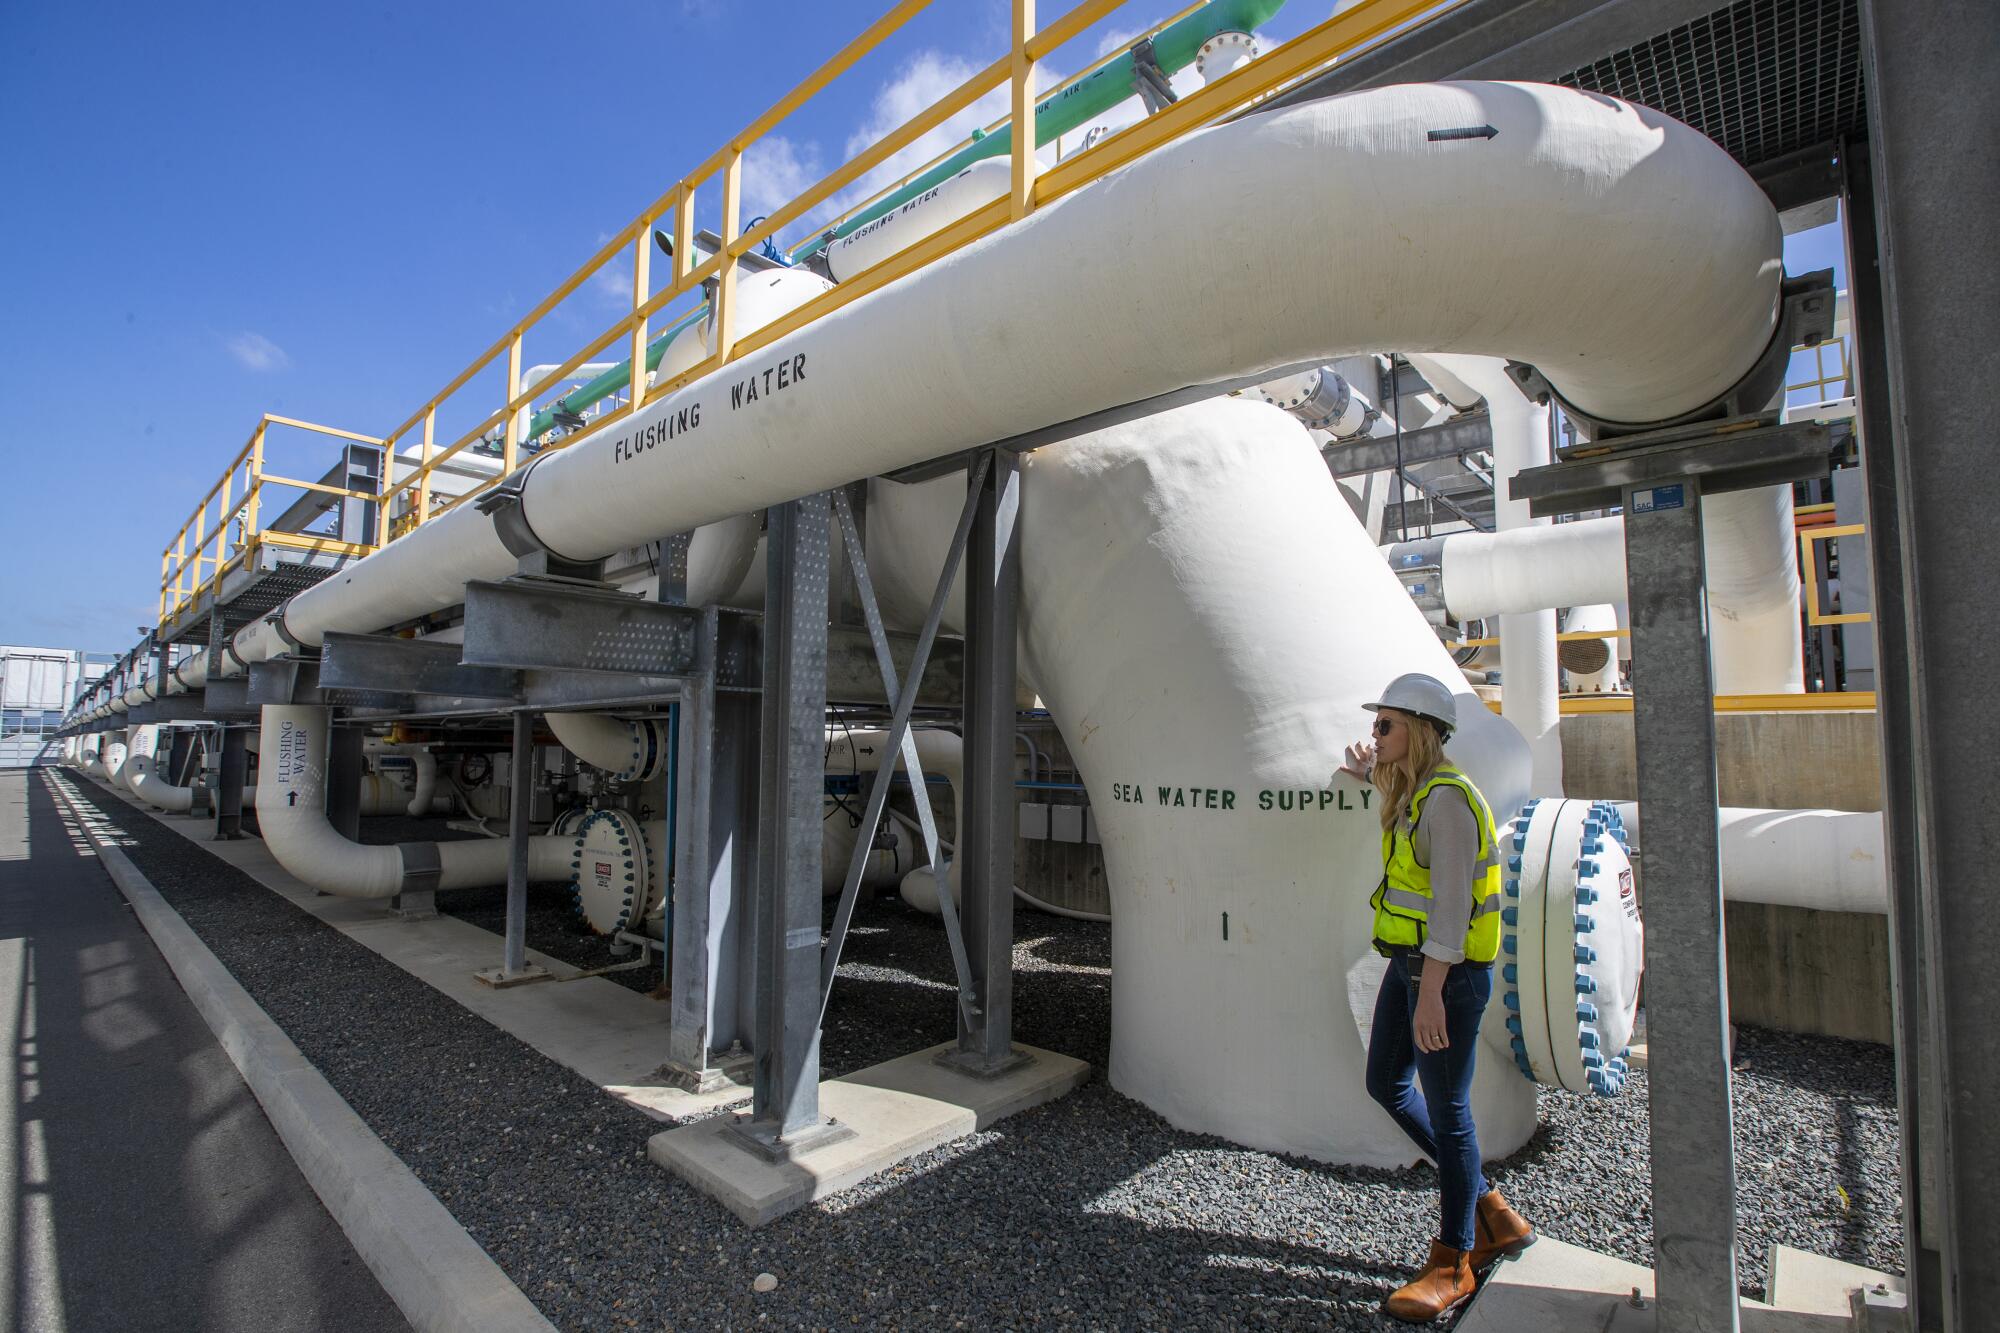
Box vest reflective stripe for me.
[1370,765,1504,963]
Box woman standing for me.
[1342,673,1536,1323]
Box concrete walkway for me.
[0,770,408,1333]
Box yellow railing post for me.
[674,183,695,287]
[159,551,170,626]
[418,409,436,532]
[715,151,744,366]
[630,215,653,413]
[244,421,266,566]
[1011,0,1038,219]
[503,333,523,474]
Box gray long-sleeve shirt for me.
[1406,784,1478,965]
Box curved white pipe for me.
[100,732,130,788]
[257,706,572,898]
[868,397,1540,1165]
[544,712,669,781]
[822,727,983,912]
[126,725,196,812]
[1610,803,1885,913]
[1402,352,1483,412]
[363,741,441,817]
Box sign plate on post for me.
[1631,483,1687,513]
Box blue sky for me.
[0,1,1845,657]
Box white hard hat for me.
[1363,672,1459,737]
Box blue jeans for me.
[1365,953,1492,1251]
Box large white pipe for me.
[1430,355,1561,794]
[1611,803,1886,913]
[125,725,196,812]
[868,396,1541,1166]
[257,706,572,898]
[1561,603,1624,693]
[361,740,442,817]
[100,731,130,788]
[178,83,1773,677]
[822,727,977,911]
[544,712,670,781]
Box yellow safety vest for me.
[1371,764,1504,962]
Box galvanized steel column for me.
[326,722,364,845]
[1623,476,1739,1333]
[1857,5,2000,1325]
[745,494,837,1146]
[955,450,1024,1072]
[503,709,536,977]
[213,724,247,841]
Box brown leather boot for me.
[1468,1188,1536,1269]
[1383,1240,1477,1323]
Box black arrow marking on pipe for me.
[1427,124,1499,142]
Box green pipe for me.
[788,0,1286,262]
[517,0,1283,451]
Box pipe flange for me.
[570,807,647,935]
[1195,30,1257,79]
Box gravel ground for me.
[61,773,1903,1329]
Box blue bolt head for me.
[1575,945,1598,964]
[1582,1050,1604,1068]
[1507,855,1522,874]
[1502,964,1518,984]
[1502,907,1518,927]
[1582,819,1603,837]
[1579,838,1602,857]
[1512,833,1527,853]
[1505,1014,1522,1035]
[1502,935,1518,956]
[1505,878,1519,899]
[1576,886,1599,905]
[1579,1030,1600,1049]
[1577,1002,1599,1022]
[1576,974,1597,994]
[1503,992,1520,1011]
[1577,859,1598,877]
[1575,913,1595,934]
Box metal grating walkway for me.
[1556,0,1866,172]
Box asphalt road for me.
[0,769,408,1333]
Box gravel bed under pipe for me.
[61,774,1903,1330]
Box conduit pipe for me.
[257,706,572,899]
[1610,802,1886,914]
[1426,355,1561,793]
[150,83,1778,683]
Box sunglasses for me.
[1372,717,1398,737]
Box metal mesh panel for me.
[1556,0,1865,171]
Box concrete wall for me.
[1562,708,1892,1045]
[1560,709,1882,811]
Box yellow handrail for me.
[166,0,1469,621]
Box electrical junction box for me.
[1018,802,1050,840]
[1050,806,1084,843]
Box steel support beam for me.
[213,724,247,841]
[1325,411,1494,479]
[319,632,520,700]
[462,579,702,675]
[504,710,536,977]
[732,494,849,1158]
[948,450,1026,1075]
[1622,476,1739,1332]
[1856,5,2000,1326]
[326,722,363,846]
[1841,137,1941,1330]
[666,607,760,1090]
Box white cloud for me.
[740,135,825,224]
[227,332,289,372]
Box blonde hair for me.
[1373,711,1448,831]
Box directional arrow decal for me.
[1427,124,1499,142]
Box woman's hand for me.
[1340,739,1376,780]
[1414,967,1451,1053]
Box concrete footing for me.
[1460,1236,1901,1332]
[649,1041,1091,1226]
